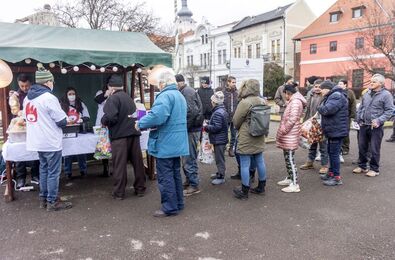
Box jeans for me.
[358,125,384,172]
[228,122,237,149]
[64,154,87,175]
[283,150,297,184]
[38,151,62,203]
[235,137,256,172]
[156,157,184,215]
[181,131,200,187]
[214,144,226,178]
[327,137,343,177]
[308,140,328,166]
[239,153,266,186]
[15,160,40,180]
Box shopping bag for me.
[299,113,323,149]
[94,128,112,160]
[198,129,214,164]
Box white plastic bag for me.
[198,129,214,164]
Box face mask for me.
[68,95,76,102]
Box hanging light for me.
[24,58,32,64]
[37,63,43,69]
[61,68,67,74]
[90,65,96,71]
[73,66,79,72]
[49,62,56,68]
[0,59,13,88]
[112,66,118,72]
[99,67,105,73]
[137,68,142,73]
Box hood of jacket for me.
[27,84,52,100]
[289,91,307,108]
[238,80,260,99]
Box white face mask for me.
[68,95,76,102]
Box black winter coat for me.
[101,90,140,140]
[197,87,214,120]
[180,85,203,132]
[206,104,229,145]
[222,88,238,119]
[318,86,349,138]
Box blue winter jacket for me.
[318,86,349,138]
[138,84,189,158]
[206,104,229,145]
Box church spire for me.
[177,0,193,18]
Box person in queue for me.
[24,68,72,211]
[11,74,40,189]
[59,87,90,179]
[197,76,214,120]
[137,66,188,217]
[101,74,146,200]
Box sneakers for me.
[31,176,39,185]
[228,149,235,157]
[300,161,314,170]
[16,178,26,189]
[320,172,334,181]
[323,177,343,186]
[339,154,345,164]
[47,201,73,212]
[277,177,292,186]
[39,199,47,209]
[210,173,219,180]
[183,186,201,197]
[353,167,369,174]
[315,152,321,161]
[281,183,300,193]
[365,170,380,177]
[319,167,329,174]
[211,178,225,185]
[386,137,395,142]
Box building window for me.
[310,44,317,54]
[223,49,227,63]
[330,12,340,22]
[200,54,203,66]
[201,35,204,44]
[276,39,281,59]
[352,7,363,18]
[187,56,190,67]
[203,53,207,68]
[330,41,337,52]
[237,47,241,58]
[355,37,364,49]
[256,43,261,58]
[247,45,252,58]
[234,48,237,58]
[374,35,383,47]
[218,50,222,64]
[191,55,194,66]
[372,67,385,76]
[205,34,208,44]
[352,69,364,89]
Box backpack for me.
[248,104,271,137]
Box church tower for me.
[175,0,196,34]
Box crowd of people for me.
[8,65,394,216]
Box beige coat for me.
[233,80,266,155]
[276,92,306,150]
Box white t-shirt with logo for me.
[24,92,67,152]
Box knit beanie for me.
[35,68,54,84]
[320,80,334,90]
[175,74,185,83]
[201,76,210,85]
[108,74,123,87]
[211,91,224,105]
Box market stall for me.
[0,22,171,201]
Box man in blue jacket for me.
[318,81,349,186]
[353,74,394,177]
[137,66,189,217]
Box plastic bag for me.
[198,129,214,164]
[94,128,112,160]
[299,113,323,149]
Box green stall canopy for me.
[0,22,172,67]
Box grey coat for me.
[357,87,394,126]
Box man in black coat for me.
[197,76,214,120]
[175,74,203,196]
[101,75,146,199]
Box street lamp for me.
[262,54,270,96]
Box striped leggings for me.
[283,149,298,184]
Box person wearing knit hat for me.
[175,74,185,83]
[24,68,72,211]
[203,91,229,185]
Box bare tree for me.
[147,24,176,52]
[54,0,159,31]
[183,65,200,88]
[349,2,395,82]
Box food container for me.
[62,124,80,138]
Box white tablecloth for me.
[3,131,149,162]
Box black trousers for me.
[358,125,384,172]
[15,160,39,180]
[111,136,146,197]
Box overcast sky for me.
[0,0,337,27]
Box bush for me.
[263,62,285,98]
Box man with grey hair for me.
[137,66,189,217]
[354,74,394,177]
[102,74,146,200]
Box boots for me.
[250,180,266,195]
[249,169,256,183]
[231,167,241,180]
[233,184,249,200]
[300,161,314,170]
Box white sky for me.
[0,0,337,27]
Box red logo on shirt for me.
[26,102,38,122]
[68,108,80,123]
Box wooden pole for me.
[0,87,14,201]
[138,71,144,105]
[130,68,136,99]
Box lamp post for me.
[0,59,14,202]
[262,54,270,96]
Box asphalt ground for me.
[1,122,395,260]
